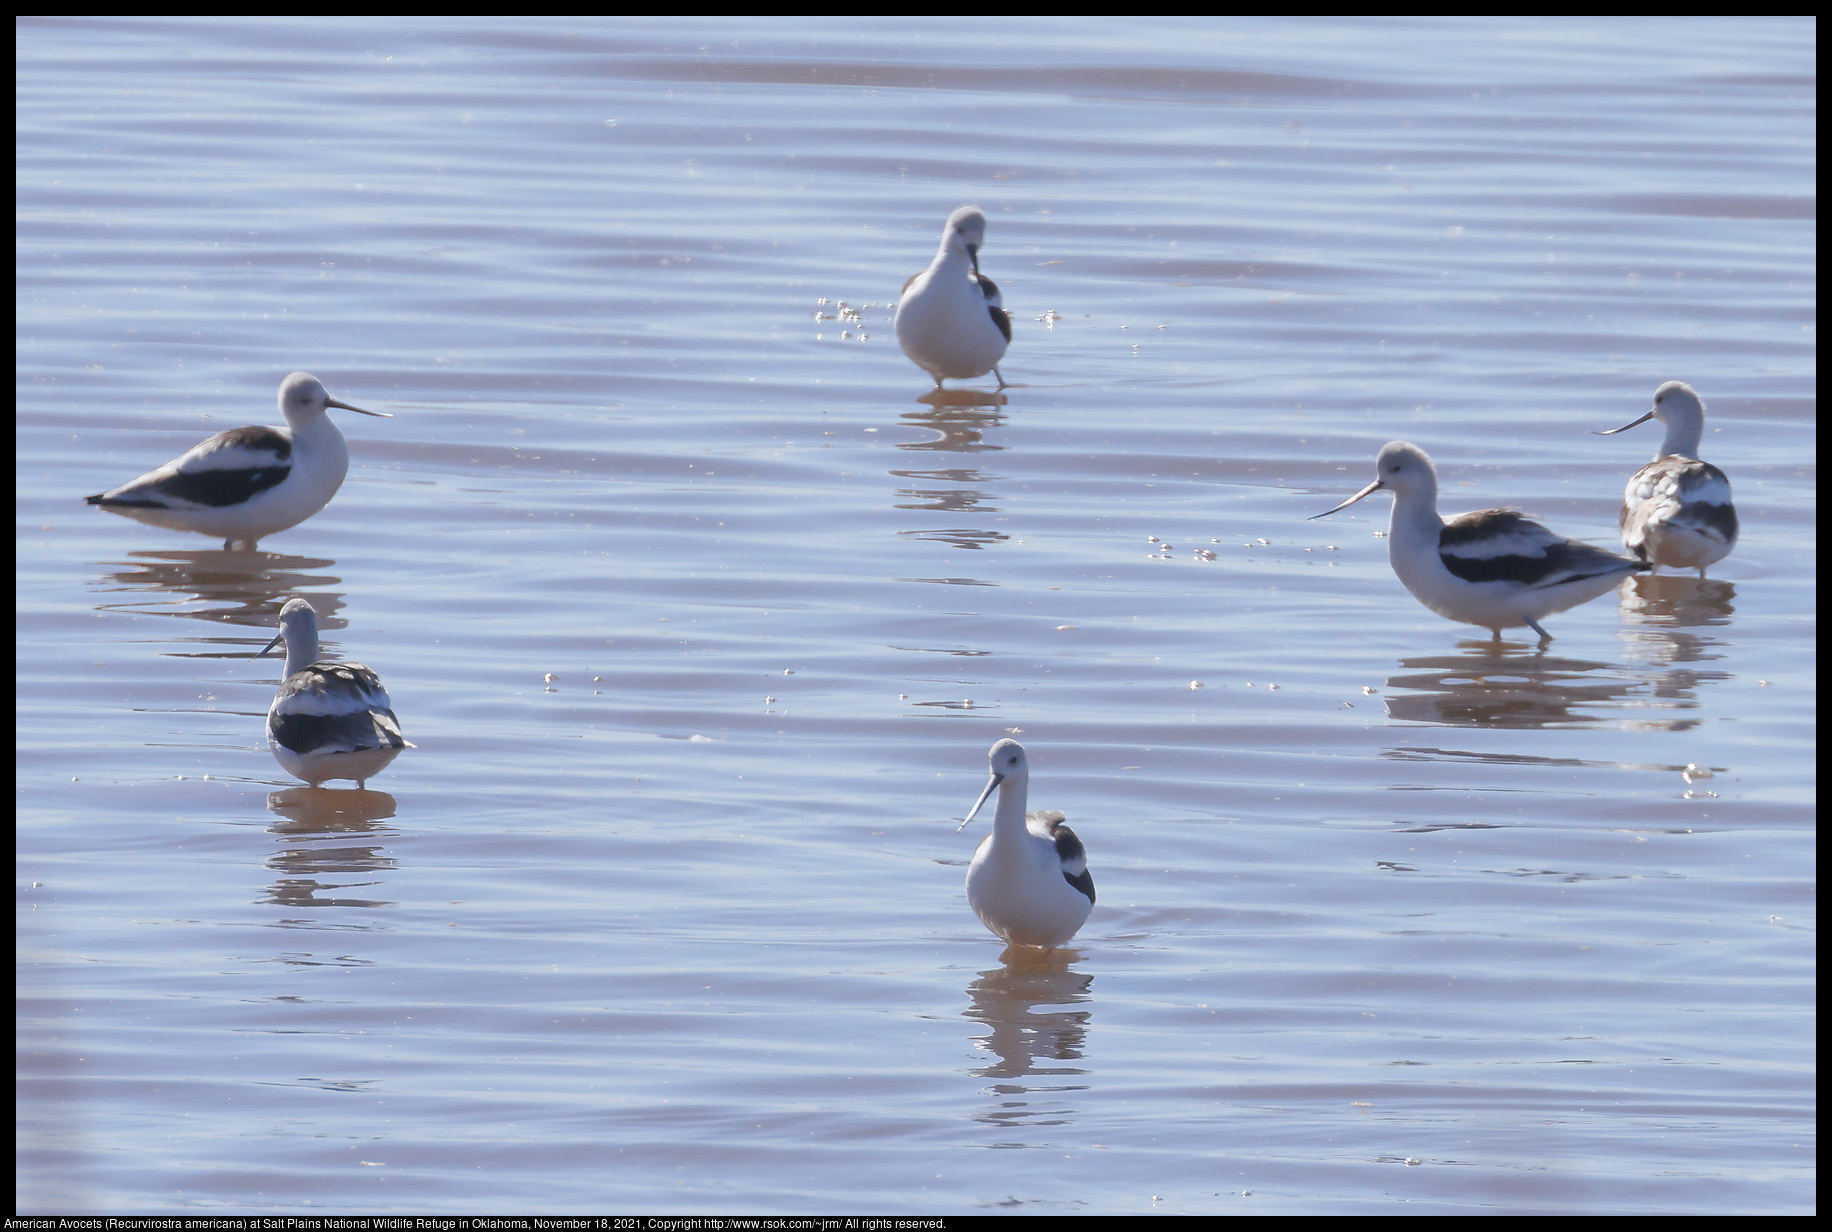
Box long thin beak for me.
[1309,478,1384,520]
[956,771,1005,832]
[966,244,981,276]
[259,631,284,657]
[328,397,392,418]
[1592,409,1655,436]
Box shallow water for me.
[16,16,1815,1215]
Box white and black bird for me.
[1594,380,1737,577]
[1311,440,1648,642]
[259,598,411,789]
[895,205,1012,389]
[957,739,1094,949]
[86,371,391,551]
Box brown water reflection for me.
[898,402,1008,454]
[895,398,1011,549]
[1384,636,1731,730]
[263,788,399,911]
[913,389,1010,412]
[1616,580,1736,710]
[899,528,1011,550]
[91,549,346,635]
[964,951,1093,1135]
[1619,575,1737,634]
[1384,647,1639,729]
[891,471,1002,515]
[1382,747,1718,775]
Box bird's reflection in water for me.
[262,787,398,913]
[899,526,1011,551]
[91,548,347,651]
[914,388,1009,412]
[892,469,998,516]
[1619,575,1736,660]
[893,393,1009,551]
[1384,596,1735,729]
[962,949,1093,1134]
[898,397,1006,456]
[1382,745,1715,814]
[1384,642,1641,729]
[1613,576,1735,727]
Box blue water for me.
[17,16,1815,1214]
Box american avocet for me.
[1311,441,1647,642]
[1593,381,1737,578]
[957,739,1094,949]
[259,598,411,788]
[85,372,391,551]
[895,205,1012,389]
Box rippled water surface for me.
[17,17,1815,1215]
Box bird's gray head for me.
[1311,440,1434,519]
[260,597,321,660]
[1372,441,1434,492]
[943,205,989,267]
[986,737,1027,777]
[278,371,390,423]
[958,737,1029,832]
[1594,380,1703,439]
[1650,380,1704,422]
